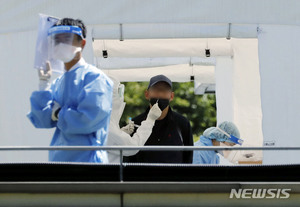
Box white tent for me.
[0,0,299,164]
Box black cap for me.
[147,75,172,89]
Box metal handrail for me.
[0,146,299,151]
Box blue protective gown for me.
[27,58,113,162]
[192,135,220,164]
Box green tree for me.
[120,82,217,142]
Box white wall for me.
[216,39,263,163]
[0,30,53,162]
[231,38,262,147]
[258,25,300,164]
[215,57,234,123]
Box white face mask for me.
[53,43,82,63]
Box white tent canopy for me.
[0,0,300,164]
[93,39,232,58]
[91,24,259,40]
[1,0,300,34]
[97,57,216,69]
[94,38,225,86]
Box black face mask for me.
[150,98,170,111]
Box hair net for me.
[203,121,240,143]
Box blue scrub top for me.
[193,135,220,164]
[27,59,113,163]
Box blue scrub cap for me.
[203,121,243,145]
[48,25,84,39]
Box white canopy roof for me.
[1,0,300,35]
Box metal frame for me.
[0,146,299,151]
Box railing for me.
[0,146,300,181]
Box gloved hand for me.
[38,61,52,91]
[121,120,135,134]
[51,101,61,121]
[146,103,162,121]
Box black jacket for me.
[124,107,193,163]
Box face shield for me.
[118,84,125,102]
[48,25,84,63]
[109,76,126,123]
[113,83,125,112]
[215,127,244,145]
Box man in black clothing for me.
[124,75,194,163]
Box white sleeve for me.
[107,119,155,156]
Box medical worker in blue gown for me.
[193,121,243,164]
[27,18,113,163]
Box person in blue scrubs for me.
[27,18,113,163]
[193,121,243,164]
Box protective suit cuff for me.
[39,80,51,91]
[142,119,155,126]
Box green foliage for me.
[120,82,217,138]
